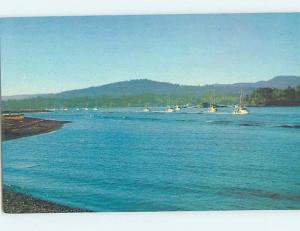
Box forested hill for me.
[3,75,300,100]
[2,84,300,110]
[55,76,300,98]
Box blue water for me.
[2,107,300,211]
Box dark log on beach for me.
[1,116,70,141]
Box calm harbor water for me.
[2,107,300,211]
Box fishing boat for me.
[207,91,218,113]
[208,95,218,113]
[208,104,217,113]
[165,96,174,112]
[143,105,151,112]
[174,104,181,111]
[182,103,190,109]
[233,89,249,115]
[164,106,174,113]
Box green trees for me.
[3,86,299,110]
[248,85,300,106]
[2,94,239,110]
[2,85,300,110]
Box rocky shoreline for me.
[2,186,89,213]
[2,116,69,141]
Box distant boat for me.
[164,105,174,113]
[165,96,174,112]
[143,105,151,112]
[75,108,79,111]
[182,103,190,109]
[208,104,217,113]
[63,108,68,111]
[233,89,249,115]
[208,93,218,113]
[174,104,181,111]
[84,107,89,111]
[93,107,98,111]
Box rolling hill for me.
[51,75,300,97]
[3,75,300,100]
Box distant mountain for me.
[214,76,300,89]
[57,79,189,97]
[2,75,300,100]
[55,75,300,97]
[254,76,300,88]
[2,93,53,101]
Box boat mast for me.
[239,89,243,107]
[213,89,216,105]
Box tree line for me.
[2,94,239,110]
[2,86,300,110]
[246,85,300,106]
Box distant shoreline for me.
[1,115,87,213]
[2,105,300,113]
[2,109,51,114]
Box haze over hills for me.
[2,75,300,101]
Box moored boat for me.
[208,104,217,113]
[208,94,218,113]
[174,105,181,111]
[233,89,249,115]
[143,105,151,112]
[164,106,174,113]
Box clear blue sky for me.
[1,13,300,95]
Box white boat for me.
[184,103,190,108]
[143,106,151,112]
[233,105,249,115]
[208,93,217,113]
[174,105,181,111]
[233,89,249,115]
[165,96,174,112]
[84,107,89,111]
[208,104,217,113]
[164,106,174,113]
[93,107,98,111]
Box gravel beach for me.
[2,186,89,213]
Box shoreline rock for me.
[2,116,70,141]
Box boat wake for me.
[271,124,300,129]
[7,163,41,169]
[97,115,199,123]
